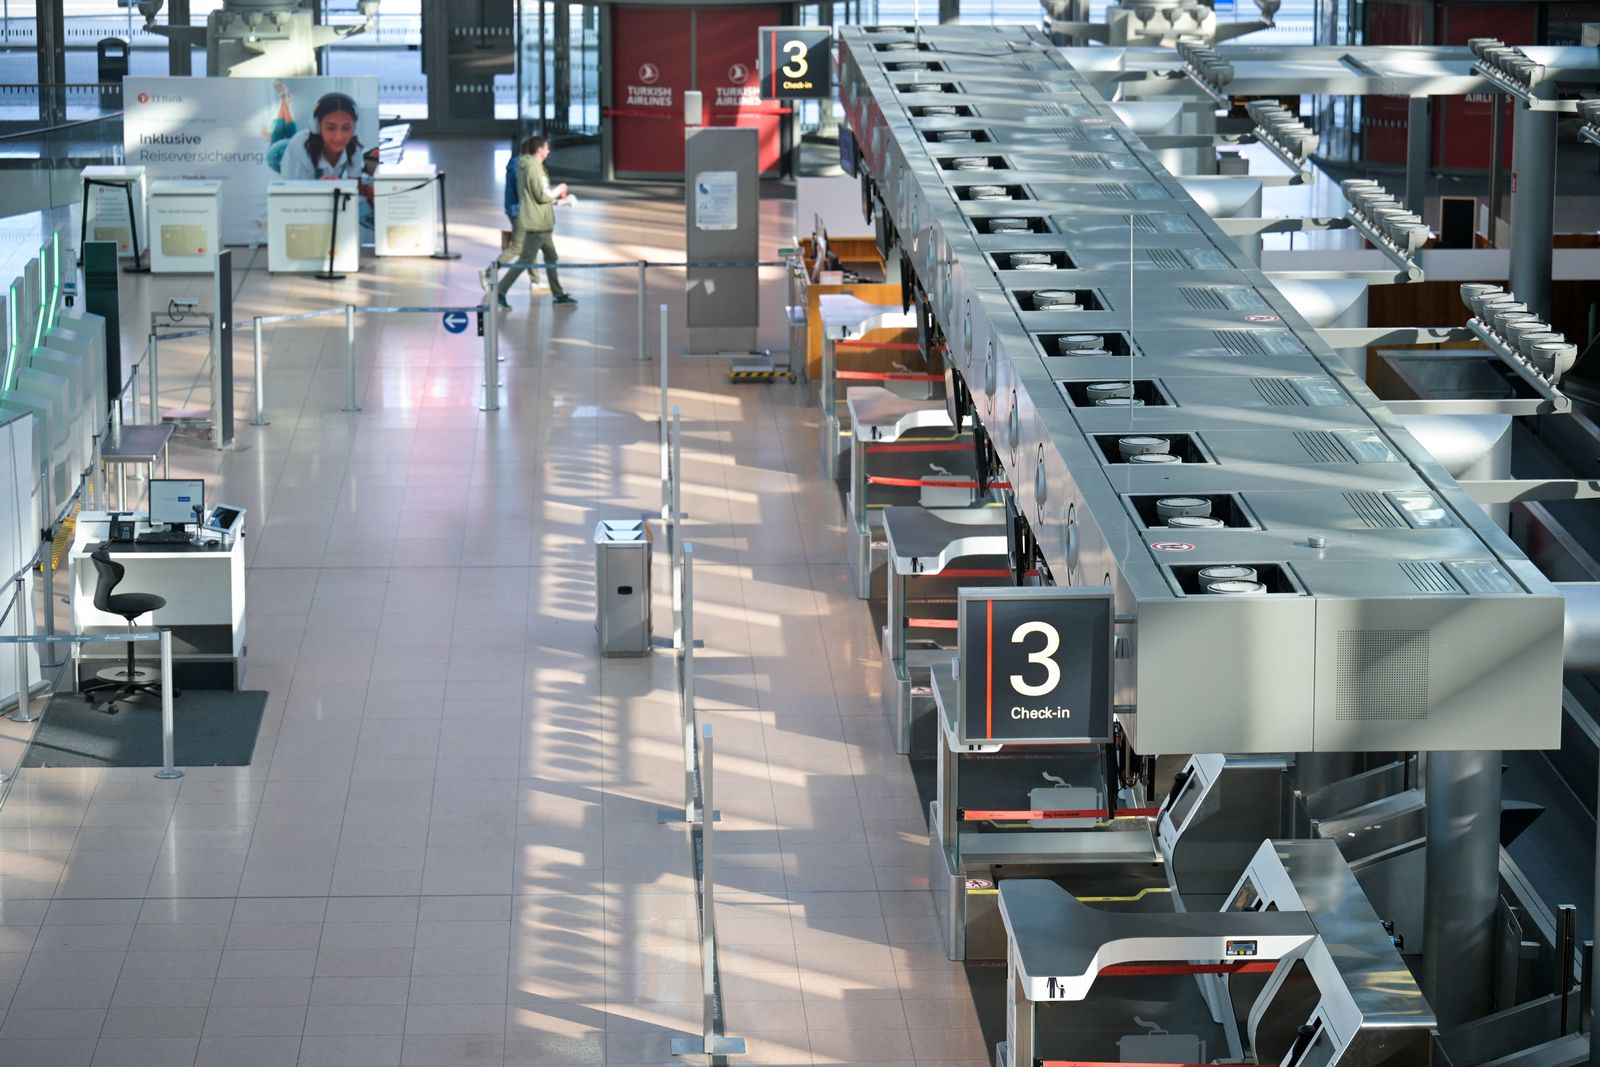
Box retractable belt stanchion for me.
[155,630,181,780]
[660,303,671,517]
[636,261,648,362]
[670,408,683,650]
[6,576,33,724]
[251,318,269,426]
[342,305,360,412]
[431,171,462,261]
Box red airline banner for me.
[610,7,693,173]
[610,5,783,176]
[694,5,784,173]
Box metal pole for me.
[5,576,33,723]
[147,331,158,424]
[636,260,647,362]
[250,317,269,425]
[37,472,56,669]
[341,305,361,412]
[671,409,683,651]
[700,721,717,1051]
[682,542,698,823]
[1422,749,1502,1028]
[660,302,670,517]
[155,629,182,779]
[482,290,500,413]
[1405,96,1429,216]
[1510,87,1558,318]
[1487,98,1505,247]
[430,172,462,260]
[129,361,141,430]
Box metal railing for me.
[250,301,492,420]
[650,328,746,1057]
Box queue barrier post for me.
[670,722,746,1057]
[660,303,671,518]
[342,305,360,412]
[155,629,181,780]
[5,576,33,724]
[430,171,462,261]
[636,261,648,362]
[670,407,683,650]
[482,263,501,412]
[250,317,269,426]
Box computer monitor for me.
[149,479,205,531]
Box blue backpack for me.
[504,154,519,220]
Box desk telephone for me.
[107,513,137,544]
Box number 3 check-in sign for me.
[957,587,1114,745]
[759,27,832,100]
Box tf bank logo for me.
[637,63,660,85]
[136,91,181,104]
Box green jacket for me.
[516,155,557,232]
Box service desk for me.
[267,179,359,273]
[149,180,222,273]
[373,163,438,256]
[81,164,148,260]
[70,513,246,689]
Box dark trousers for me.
[496,226,564,297]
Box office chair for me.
[80,544,172,714]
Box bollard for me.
[5,577,33,724]
[341,305,361,412]
[128,361,140,430]
[155,629,182,779]
[147,332,159,424]
[250,317,269,426]
[636,261,648,362]
[482,290,500,412]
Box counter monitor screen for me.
[149,479,205,531]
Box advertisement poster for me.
[124,76,380,245]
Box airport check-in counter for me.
[845,387,982,599]
[996,839,1434,1067]
[839,25,1565,762]
[929,660,1160,961]
[881,504,1009,754]
[819,294,920,478]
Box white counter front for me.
[149,180,222,274]
[267,179,359,274]
[373,164,438,256]
[81,164,148,260]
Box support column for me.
[1405,96,1430,216]
[939,0,960,23]
[168,0,193,76]
[1510,87,1558,318]
[1423,750,1502,1030]
[37,0,66,126]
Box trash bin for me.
[594,519,653,656]
[97,39,129,111]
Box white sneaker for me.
[478,267,492,292]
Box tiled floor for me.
[0,141,989,1066]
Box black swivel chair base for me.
[83,545,178,714]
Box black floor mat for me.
[22,689,269,768]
